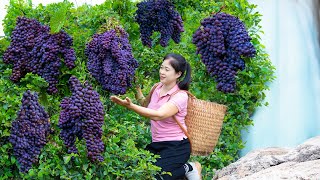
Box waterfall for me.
[241,0,320,156]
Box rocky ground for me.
[212,136,320,180]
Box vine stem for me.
[211,5,226,15]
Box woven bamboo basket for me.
[185,92,227,156]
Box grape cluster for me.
[59,76,105,162]
[85,27,138,95]
[3,17,76,94]
[9,90,51,173]
[135,0,184,47]
[192,13,256,93]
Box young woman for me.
[110,53,202,180]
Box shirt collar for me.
[156,83,180,97]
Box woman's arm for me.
[110,96,178,121]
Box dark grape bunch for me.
[59,76,105,162]
[135,0,184,47]
[9,90,51,173]
[3,16,76,94]
[192,12,256,93]
[85,27,138,95]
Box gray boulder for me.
[213,136,320,180]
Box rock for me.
[213,136,320,180]
[241,160,320,179]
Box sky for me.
[0,0,106,36]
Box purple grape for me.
[192,13,256,93]
[9,90,51,173]
[135,0,184,47]
[3,17,76,94]
[59,76,105,162]
[85,27,138,95]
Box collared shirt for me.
[148,82,188,142]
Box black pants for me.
[146,138,191,180]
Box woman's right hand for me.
[110,96,132,108]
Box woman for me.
[110,53,202,180]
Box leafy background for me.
[0,0,275,179]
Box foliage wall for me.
[0,0,275,179]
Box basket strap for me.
[171,90,196,99]
[170,90,193,152]
[172,115,192,152]
[144,83,161,107]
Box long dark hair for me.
[163,53,192,90]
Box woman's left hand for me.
[110,96,132,108]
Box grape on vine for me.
[3,17,76,94]
[59,76,105,162]
[85,26,138,95]
[9,90,51,173]
[192,12,256,93]
[135,0,184,47]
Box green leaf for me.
[63,155,71,164]
[10,156,16,164]
[82,164,88,171]
[49,3,68,33]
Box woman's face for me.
[159,58,181,85]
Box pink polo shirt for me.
[147,83,188,142]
